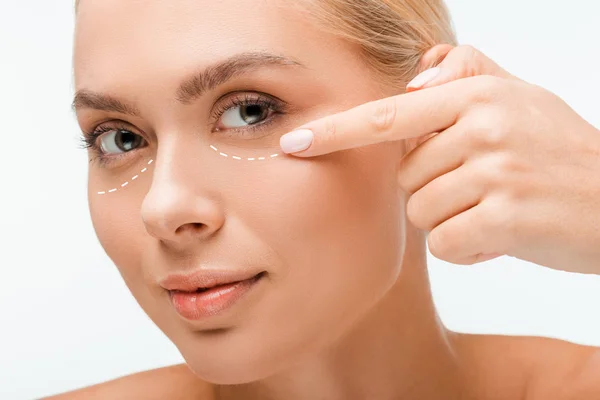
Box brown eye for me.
[100,129,144,154]
[220,104,271,128]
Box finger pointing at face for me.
[279,77,485,157]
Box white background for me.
[0,1,599,399]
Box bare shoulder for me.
[453,332,600,400]
[42,364,216,400]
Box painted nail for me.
[406,67,441,89]
[280,129,314,154]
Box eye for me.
[212,93,286,133]
[219,104,271,129]
[99,129,145,155]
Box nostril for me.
[175,222,207,236]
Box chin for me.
[181,349,280,385]
[173,324,318,385]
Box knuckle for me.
[481,197,518,242]
[406,195,427,230]
[370,97,398,139]
[454,44,480,63]
[489,196,515,228]
[456,44,478,55]
[475,153,518,191]
[474,160,500,189]
[469,75,506,104]
[322,116,338,144]
[396,157,417,194]
[503,179,530,205]
[465,109,510,149]
[396,168,409,193]
[476,152,531,202]
[487,153,514,178]
[448,45,483,77]
[427,228,452,260]
[491,154,530,201]
[491,152,520,175]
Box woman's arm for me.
[43,364,213,400]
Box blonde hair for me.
[76,0,456,86]
[297,0,456,87]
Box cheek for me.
[88,184,149,290]
[227,144,406,328]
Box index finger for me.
[279,76,489,157]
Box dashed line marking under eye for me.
[209,144,280,162]
[96,159,154,196]
[96,145,282,195]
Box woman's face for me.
[74,0,408,384]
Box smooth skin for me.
[282,45,600,273]
[51,44,600,400]
[52,0,600,398]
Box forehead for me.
[73,0,358,89]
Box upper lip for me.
[159,268,264,292]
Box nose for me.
[141,157,225,247]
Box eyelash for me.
[79,121,139,166]
[79,92,287,165]
[210,92,286,136]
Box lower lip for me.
[169,274,264,321]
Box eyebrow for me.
[177,52,304,104]
[72,52,305,115]
[72,90,141,116]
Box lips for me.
[160,269,265,292]
[160,269,266,320]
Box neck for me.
[216,227,467,400]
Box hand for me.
[279,45,600,274]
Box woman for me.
[50,0,600,398]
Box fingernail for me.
[280,129,314,154]
[406,67,441,89]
